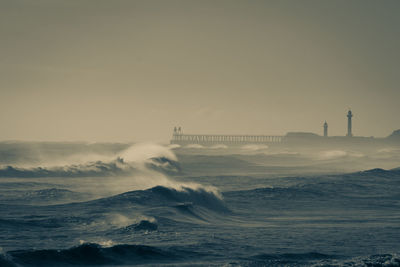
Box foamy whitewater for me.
[0,142,400,266]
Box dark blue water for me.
[0,143,400,266]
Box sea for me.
[0,141,399,266]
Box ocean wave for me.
[0,254,16,267]
[97,185,228,212]
[243,253,400,267]
[119,143,177,163]
[0,157,180,178]
[145,156,181,175]
[0,143,180,178]
[0,141,129,166]
[11,188,86,204]
[0,158,129,178]
[0,217,62,229]
[5,245,400,267]
[7,243,179,266]
[122,219,158,232]
[225,167,400,203]
[251,252,334,261]
[226,186,326,201]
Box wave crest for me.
[0,156,180,178]
[102,185,227,213]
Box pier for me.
[171,127,284,145]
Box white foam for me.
[210,144,228,149]
[185,144,205,149]
[120,143,177,163]
[318,150,347,160]
[317,150,364,160]
[241,144,269,151]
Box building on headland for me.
[170,110,400,148]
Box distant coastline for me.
[171,110,400,148]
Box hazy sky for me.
[1,0,399,142]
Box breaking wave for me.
[0,158,128,178]
[95,185,227,213]
[0,143,228,207]
[0,143,180,178]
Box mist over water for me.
[2,0,400,265]
[0,142,217,199]
[0,141,400,266]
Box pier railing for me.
[171,134,284,144]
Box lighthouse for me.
[347,110,353,137]
[323,121,328,137]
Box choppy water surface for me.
[0,142,399,266]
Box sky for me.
[1,0,399,142]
